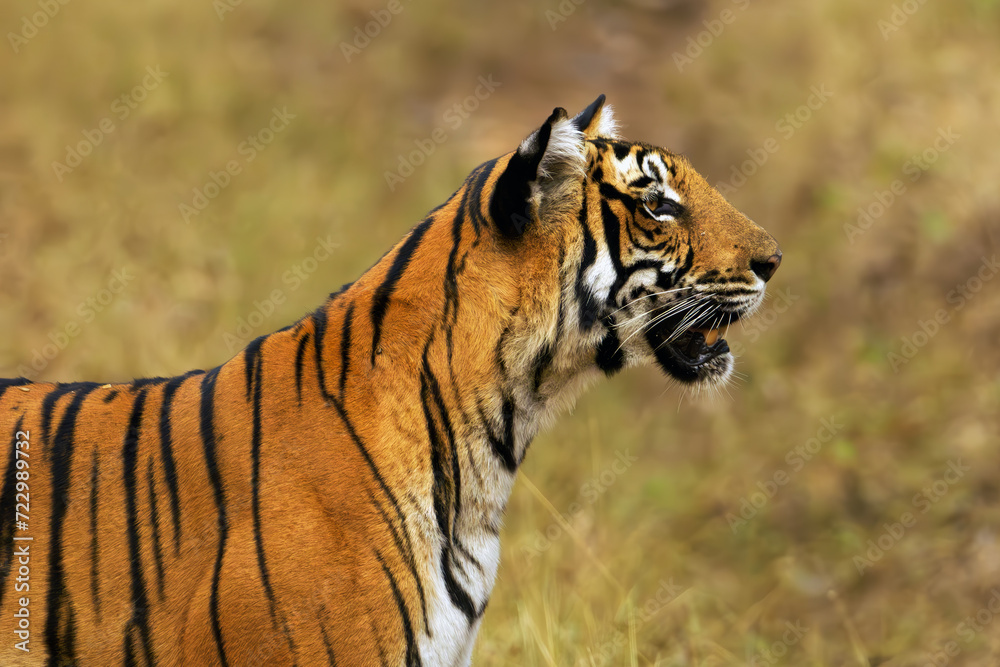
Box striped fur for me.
[0,96,780,666]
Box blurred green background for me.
[2,0,999,664]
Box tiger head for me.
[485,95,781,391]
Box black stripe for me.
[41,383,90,449]
[244,335,266,402]
[122,387,156,667]
[294,331,311,405]
[0,417,24,609]
[250,345,291,643]
[595,331,625,375]
[370,616,389,667]
[442,547,478,622]
[480,398,517,473]
[159,373,200,557]
[103,390,119,403]
[44,384,98,667]
[369,219,433,366]
[250,345,276,620]
[575,194,601,330]
[88,449,101,619]
[130,377,169,390]
[421,352,481,621]
[463,161,494,235]
[244,343,290,666]
[422,353,469,557]
[318,606,337,667]
[125,634,138,666]
[611,141,631,161]
[313,307,335,402]
[674,244,695,282]
[0,377,30,404]
[199,367,230,667]
[443,199,465,366]
[339,302,355,398]
[374,551,422,667]
[146,457,166,601]
[600,199,624,272]
[421,366,453,541]
[634,147,649,168]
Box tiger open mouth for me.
[643,311,737,384]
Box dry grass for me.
[2,0,999,664]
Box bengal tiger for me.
[0,95,780,666]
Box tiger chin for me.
[0,96,779,666]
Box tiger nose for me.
[750,251,782,283]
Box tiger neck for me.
[459,226,612,490]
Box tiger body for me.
[0,97,780,666]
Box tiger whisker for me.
[612,293,704,330]
[651,301,716,351]
[611,295,710,355]
[609,286,693,315]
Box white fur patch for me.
[519,117,587,178]
[584,249,616,302]
[594,103,620,139]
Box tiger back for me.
[0,96,780,666]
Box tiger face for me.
[491,95,781,393]
[587,137,781,386]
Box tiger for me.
[0,95,780,666]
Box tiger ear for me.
[489,107,587,238]
[571,94,618,139]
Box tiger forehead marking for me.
[0,95,779,666]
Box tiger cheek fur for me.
[0,95,778,666]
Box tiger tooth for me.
[691,327,721,345]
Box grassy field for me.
[2,0,999,664]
